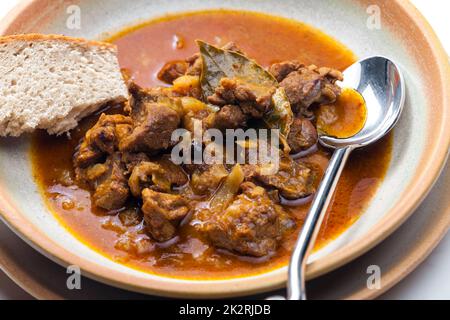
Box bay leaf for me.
[197,40,293,152]
[197,40,277,98]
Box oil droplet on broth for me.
[172,34,185,50]
[316,88,367,138]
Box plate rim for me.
[1,163,449,300]
[0,0,449,298]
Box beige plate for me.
[0,0,449,298]
[0,162,448,300]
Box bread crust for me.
[0,33,116,50]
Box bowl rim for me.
[0,0,448,298]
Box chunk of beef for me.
[185,53,202,76]
[157,60,188,84]
[189,164,228,195]
[127,81,181,116]
[212,105,247,130]
[129,162,160,197]
[254,156,315,199]
[120,82,183,153]
[142,189,190,242]
[158,158,189,191]
[208,78,275,119]
[115,233,153,256]
[75,162,107,187]
[84,153,130,211]
[196,182,295,257]
[128,157,188,197]
[287,117,318,154]
[127,82,156,114]
[269,60,304,82]
[74,114,132,168]
[277,64,343,112]
[119,102,181,153]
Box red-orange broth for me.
[31,10,392,279]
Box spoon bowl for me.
[321,56,405,149]
[287,56,405,300]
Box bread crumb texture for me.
[0,34,128,136]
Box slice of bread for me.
[0,34,129,136]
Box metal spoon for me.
[287,56,405,300]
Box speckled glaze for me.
[0,0,448,298]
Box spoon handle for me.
[287,146,353,300]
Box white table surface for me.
[0,0,448,300]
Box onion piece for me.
[290,143,318,160]
[280,193,314,207]
[209,164,244,210]
[156,236,180,249]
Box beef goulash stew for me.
[31,10,392,279]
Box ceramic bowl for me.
[0,0,448,298]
